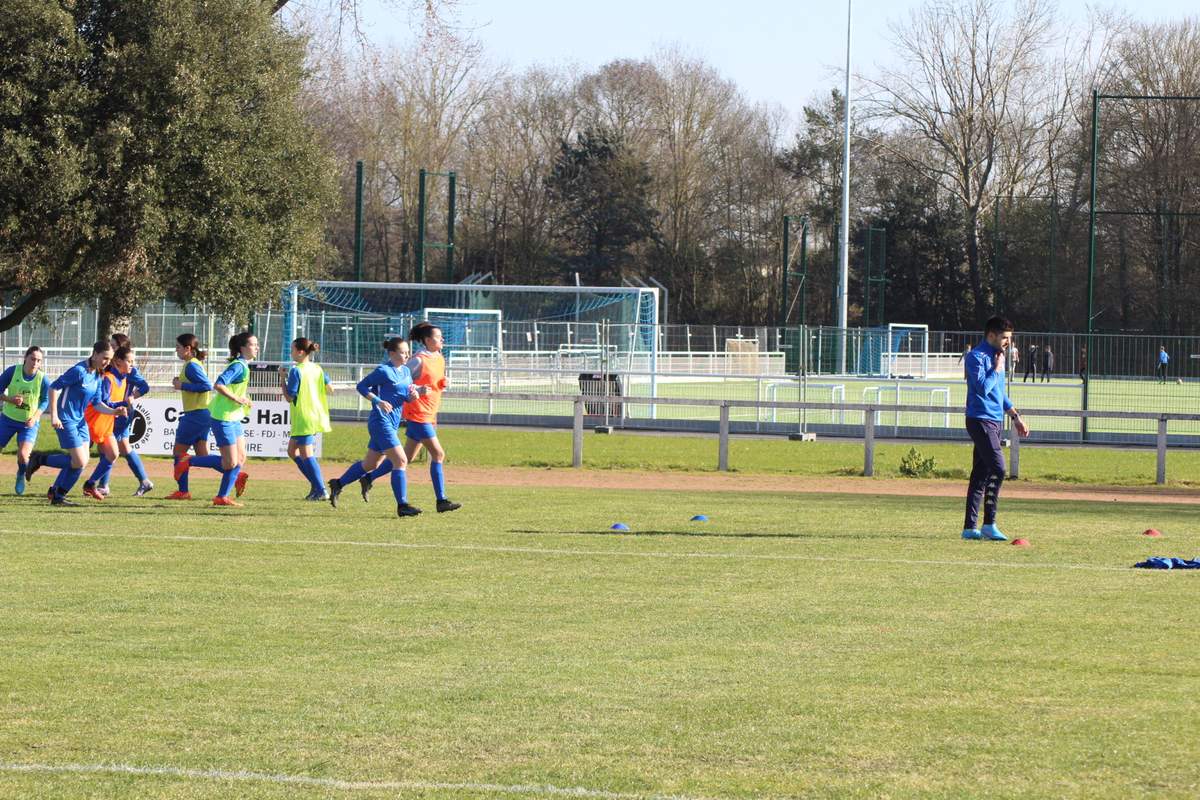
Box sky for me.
[336,0,1197,117]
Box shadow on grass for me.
[508,528,934,541]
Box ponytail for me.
[228,330,253,360]
[408,322,438,346]
[293,337,319,355]
[177,333,207,361]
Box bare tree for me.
[864,0,1059,320]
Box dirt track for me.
[134,459,1200,505]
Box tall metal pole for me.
[780,215,791,327]
[837,0,853,373]
[446,170,457,283]
[353,160,364,281]
[416,168,427,284]
[1083,89,1099,439]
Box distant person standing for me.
[1023,343,1038,382]
[1005,340,1019,381]
[1078,346,1088,383]
[1040,344,1054,383]
[960,316,1029,542]
[1156,346,1169,384]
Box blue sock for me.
[88,455,114,487]
[175,456,189,492]
[46,453,71,470]
[431,461,446,501]
[124,451,148,483]
[338,461,366,485]
[390,467,408,504]
[57,466,83,495]
[217,464,241,498]
[306,457,325,493]
[369,460,392,481]
[191,455,223,471]
[293,456,314,486]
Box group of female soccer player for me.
[1,321,459,516]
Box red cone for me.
[1011,538,1031,547]
[1143,529,1162,537]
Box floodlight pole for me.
[1083,88,1099,440]
[837,0,853,374]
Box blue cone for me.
[611,523,630,531]
[690,514,709,522]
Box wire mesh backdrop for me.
[4,291,1200,445]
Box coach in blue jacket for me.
[962,316,1030,542]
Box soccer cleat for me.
[24,451,45,481]
[173,456,191,482]
[962,528,983,540]
[14,468,26,496]
[981,524,1008,542]
[133,480,154,497]
[164,490,192,501]
[50,495,78,507]
[397,502,422,517]
[83,484,105,501]
[234,471,249,498]
[328,478,343,508]
[98,486,111,497]
[436,498,462,513]
[310,492,330,502]
[212,496,243,508]
[359,476,373,502]
[304,489,317,501]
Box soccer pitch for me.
[2,478,1198,798]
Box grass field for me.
[312,425,1200,487]
[8,422,1200,487]
[394,374,1200,439]
[2,474,1200,799]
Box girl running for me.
[356,338,409,501]
[166,333,213,500]
[401,323,460,513]
[175,331,256,507]
[327,337,422,517]
[281,337,333,501]
[25,341,128,505]
[81,344,153,499]
[0,345,50,495]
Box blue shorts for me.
[175,411,212,447]
[405,421,437,442]
[112,414,132,442]
[211,419,243,448]
[291,434,316,446]
[0,414,39,447]
[56,417,90,450]
[367,416,402,453]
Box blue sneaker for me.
[962,528,983,540]
[14,469,25,496]
[981,524,1008,542]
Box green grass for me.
[7,421,1198,486]
[374,375,1200,438]
[313,424,1200,487]
[1,479,1198,798]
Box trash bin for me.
[578,372,623,418]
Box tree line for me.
[304,1,1200,333]
[2,1,1198,335]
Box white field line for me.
[0,528,1134,572]
[0,761,706,799]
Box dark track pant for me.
[1157,364,1167,383]
[964,417,1005,530]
